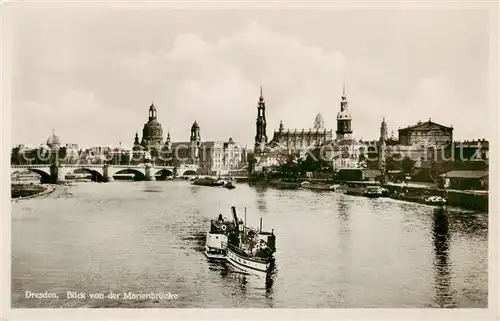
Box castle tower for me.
[336,84,353,140]
[190,121,201,161]
[254,86,268,153]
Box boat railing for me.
[226,243,270,263]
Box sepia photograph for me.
[2,0,498,319]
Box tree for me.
[385,156,402,171]
[402,156,416,174]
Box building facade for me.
[268,115,333,157]
[166,121,244,175]
[398,119,453,147]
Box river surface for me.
[11,181,488,308]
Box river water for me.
[11,181,488,308]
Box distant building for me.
[440,170,488,190]
[316,85,365,169]
[250,85,367,173]
[11,130,80,165]
[453,139,489,164]
[398,119,453,147]
[166,121,244,175]
[199,138,243,176]
[268,115,333,157]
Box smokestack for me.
[231,206,239,230]
[260,217,262,233]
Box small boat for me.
[363,186,383,198]
[224,182,236,189]
[192,177,225,187]
[424,195,447,206]
[225,206,276,276]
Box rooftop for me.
[440,170,488,179]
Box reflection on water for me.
[254,186,268,212]
[11,181,488,308]
[432,207,454,307]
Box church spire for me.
[254,86,268,153]
[340,84,348,111]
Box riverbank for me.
[11,184,56,201]
[246,176,488,212]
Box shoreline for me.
[11,184,57,202]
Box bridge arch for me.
[11,169,48,183]
[155,169,173,179]
[181,170,197,176]
[76,168,106,182]
[114,168,146,180]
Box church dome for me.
[46,132,61,148]
[337,110,351,120]
[142,119,164,138]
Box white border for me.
[1,1,498,320]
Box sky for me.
[9,4,497,149]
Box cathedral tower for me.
[336,84,353,140]
[378,117,387,173]
[190,121,201,161]
[254,87,268,153]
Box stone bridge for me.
[11,164,199,183]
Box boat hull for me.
[204,245,227,261]
[226,247,271,276]
[364,192,381,198]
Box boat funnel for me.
[231,206,239,230]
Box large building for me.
[11,130,80,165]
[167,122,244,176]
[268,115,333,157]
[397,119,453,147]
[131,103,244,174]
[250,85,366,172]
